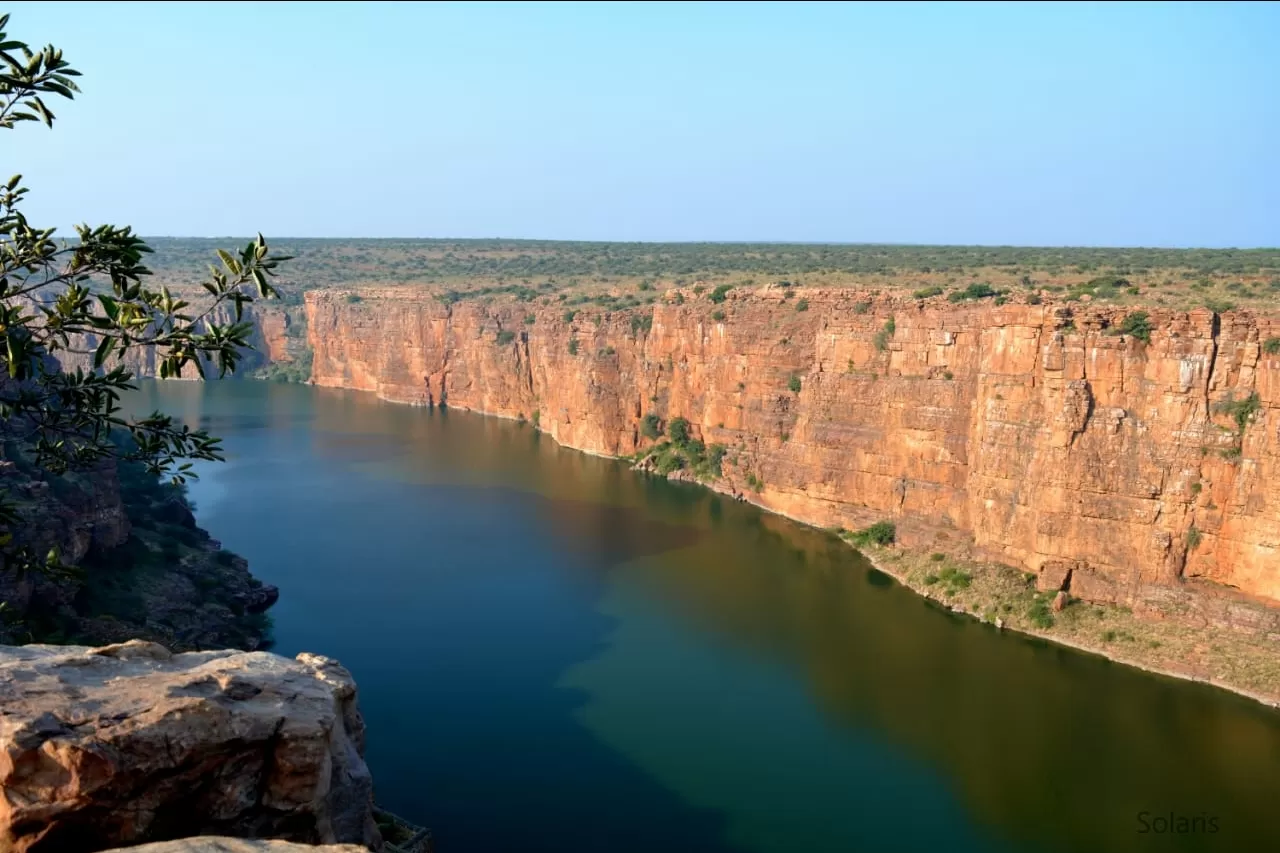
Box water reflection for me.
[570,508,1280,853]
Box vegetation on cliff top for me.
[133,235,1280,319]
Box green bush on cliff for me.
[848,521,896,547]
[706,444,726,476]
[1214,392,1261,433]
[709,284,733,304]
[641,413,662,439]
[873,318,896,352]
[1113,311,1152,343]
[668,417,691,444]
[1264,337,1280,355]
[0,15,289,577]
[947,282,1001,302]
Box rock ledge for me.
[0,641,381,853]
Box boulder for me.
[1036,560,1076,593]
[0,641,382,853]
[102,840,368,853]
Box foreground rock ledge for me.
[0,641,381,853]
[103,840,368,853]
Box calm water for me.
[129,380,1280,853]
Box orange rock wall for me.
[307,288,1280,605]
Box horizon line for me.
[135,236,1280,252]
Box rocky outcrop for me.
[104,840,368,853]
[306,287,1280,611]
[0,641,381,853]
[0,450,274,651]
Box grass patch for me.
[1027,594,1056,629]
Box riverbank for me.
[612,430,1280,709]
[389,392,1280,712]
[856,544,1280,709]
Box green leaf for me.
[92,335,115,368]
[97,294,119,320]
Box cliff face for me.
[0,450,276,650]
[51,304,293,380]
[307,288,1280,608]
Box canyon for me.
[298,287,1280,622]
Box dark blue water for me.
[131,380,1280,853]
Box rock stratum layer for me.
[0,641,380,853]
[305,287,1280,616]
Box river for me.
[128,379,1280,853]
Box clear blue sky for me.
[6,1,1278,246]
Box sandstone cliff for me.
[50,304,295,380]
[305,287,1280,609]
[0,641,381,853]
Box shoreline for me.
[301,377,1280,711]
[857,548,1280,711]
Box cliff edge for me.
[0,641,381,853]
